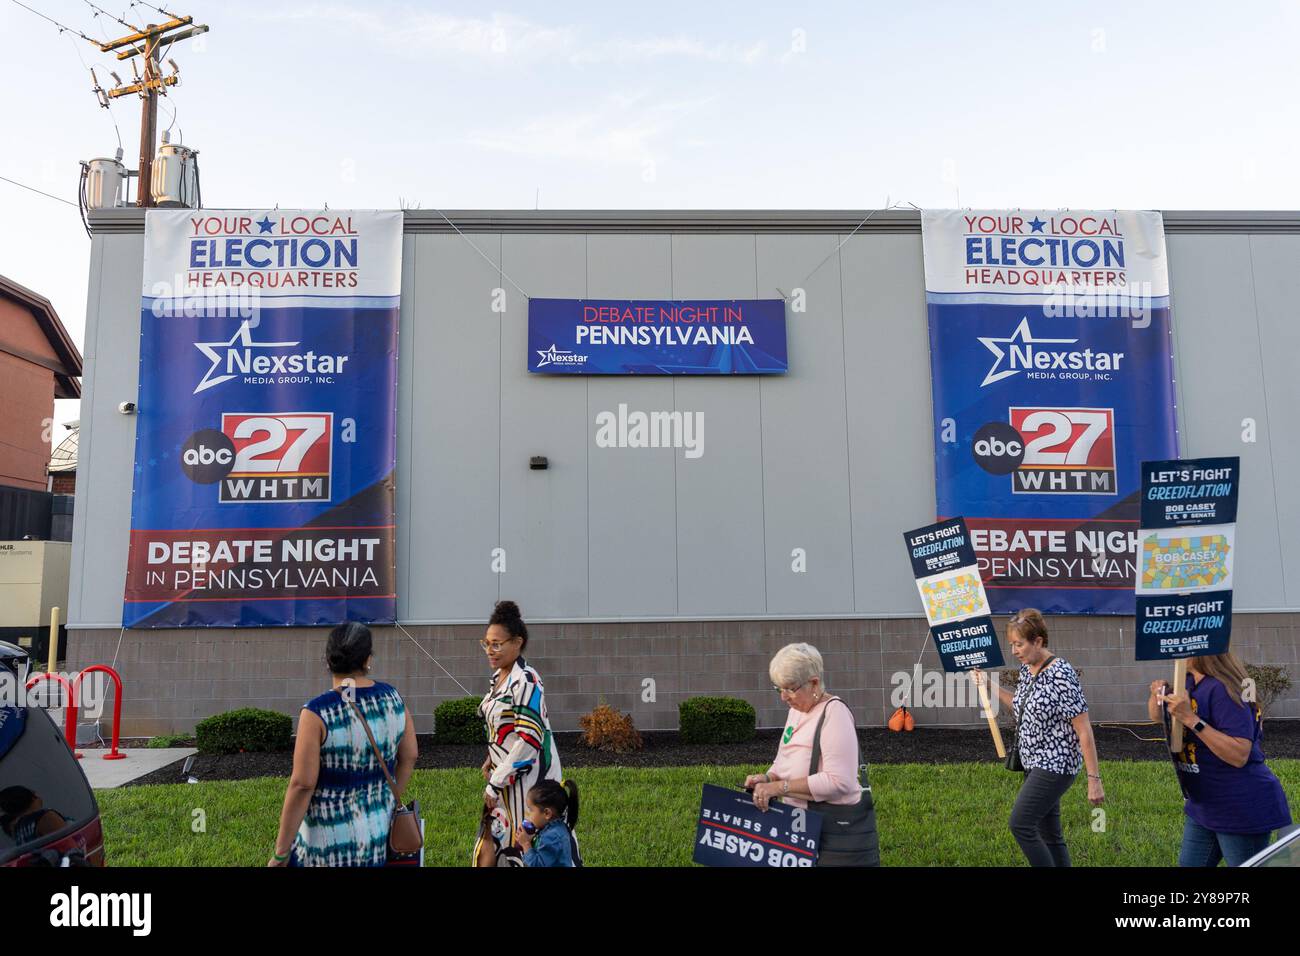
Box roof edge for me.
[86,207,1300,236]
[0,275,84,398]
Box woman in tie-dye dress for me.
[269,622,418,867]
[473,600,564,867]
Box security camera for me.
[118,401,137,415]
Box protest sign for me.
[693,784,821,867]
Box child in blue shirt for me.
[515,779,580,867]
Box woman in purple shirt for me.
[1149,652,1292,867]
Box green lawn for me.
[95,760,1300,867]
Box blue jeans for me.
[1178,816,1272,867]
[1010,769,1076,867]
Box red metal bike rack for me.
[25,672,78,752]
[73,665,127,760]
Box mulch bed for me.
[120,721,1300,787]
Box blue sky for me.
[3,0,1299,430]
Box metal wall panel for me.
[584,236,678,616]
[403,234,502,621]
[755,234,856,615]
[498,235,590,619]
[69,233,142,627]
[1165,236,1286,609]
[1242,235,1300,606]
[840,234,938,614]
[669,235,767,616]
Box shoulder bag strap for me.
[339,688,403,803]
[808,696,843,777]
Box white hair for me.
[769,643,824,689]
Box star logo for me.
[977,317,1077,387]
[535,344,563,367]
[257,216,275,234]
[535,344,586,368]
[1028,216,1046,233]
[193,321,299,394]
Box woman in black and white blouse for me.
[973,609,1104,866]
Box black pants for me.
[1009,769,1076,867]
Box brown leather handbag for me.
[341,692,423,858]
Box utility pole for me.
[98,13,209,207]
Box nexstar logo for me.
[977,317,1124,388]
[194,320,350,394]
[535,343,588,368]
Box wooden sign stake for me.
[1168,657,1188,753]
[976,678,1006,758]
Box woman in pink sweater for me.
[744,643,880,866]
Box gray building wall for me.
[67,210,1300,735]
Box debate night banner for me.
[528,298,787,374]
[123,209,402,628]
[1134,457,1239,660]
[921,210,1179,614]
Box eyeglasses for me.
[772,681,809,696]
[480,639,518,652]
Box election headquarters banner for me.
[1134,457,1240,660]
[903,518,1005,672]
[694,783,821,867]
[123,210,402,628]
[527,298,787,374]
[921,210,1178,614]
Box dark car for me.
[0,641,104,867]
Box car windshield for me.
[0,699,98,863]
[1251,830,1300,867]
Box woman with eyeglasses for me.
[472,600,563,867]
[972,609,1104,867]
[743,643,880,866]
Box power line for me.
[130,0,182,20]
[8,0,101,46]
[80,0,142,33]
[0,173,80,208]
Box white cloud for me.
[251,6,767,65]
[462,92,718,166]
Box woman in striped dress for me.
[473,601,563,867]
[269,622,418,867]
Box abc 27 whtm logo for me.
[180,413,333,503]
[972,408,1116,495]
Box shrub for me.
[434,696,484,744]
[1246,664,1293,717]
[579,701,643,753]
[195,708,292,754]
[147,733,194,749]
[679,696,756,745]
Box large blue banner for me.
[124,210,402,628]
[921,210,1179,614]
[528,298,787,374]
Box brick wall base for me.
[66,614,1300,737]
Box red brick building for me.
[0,276,82,494]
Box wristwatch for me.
[1192,719,1206,734]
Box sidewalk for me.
[77,748,196,789]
